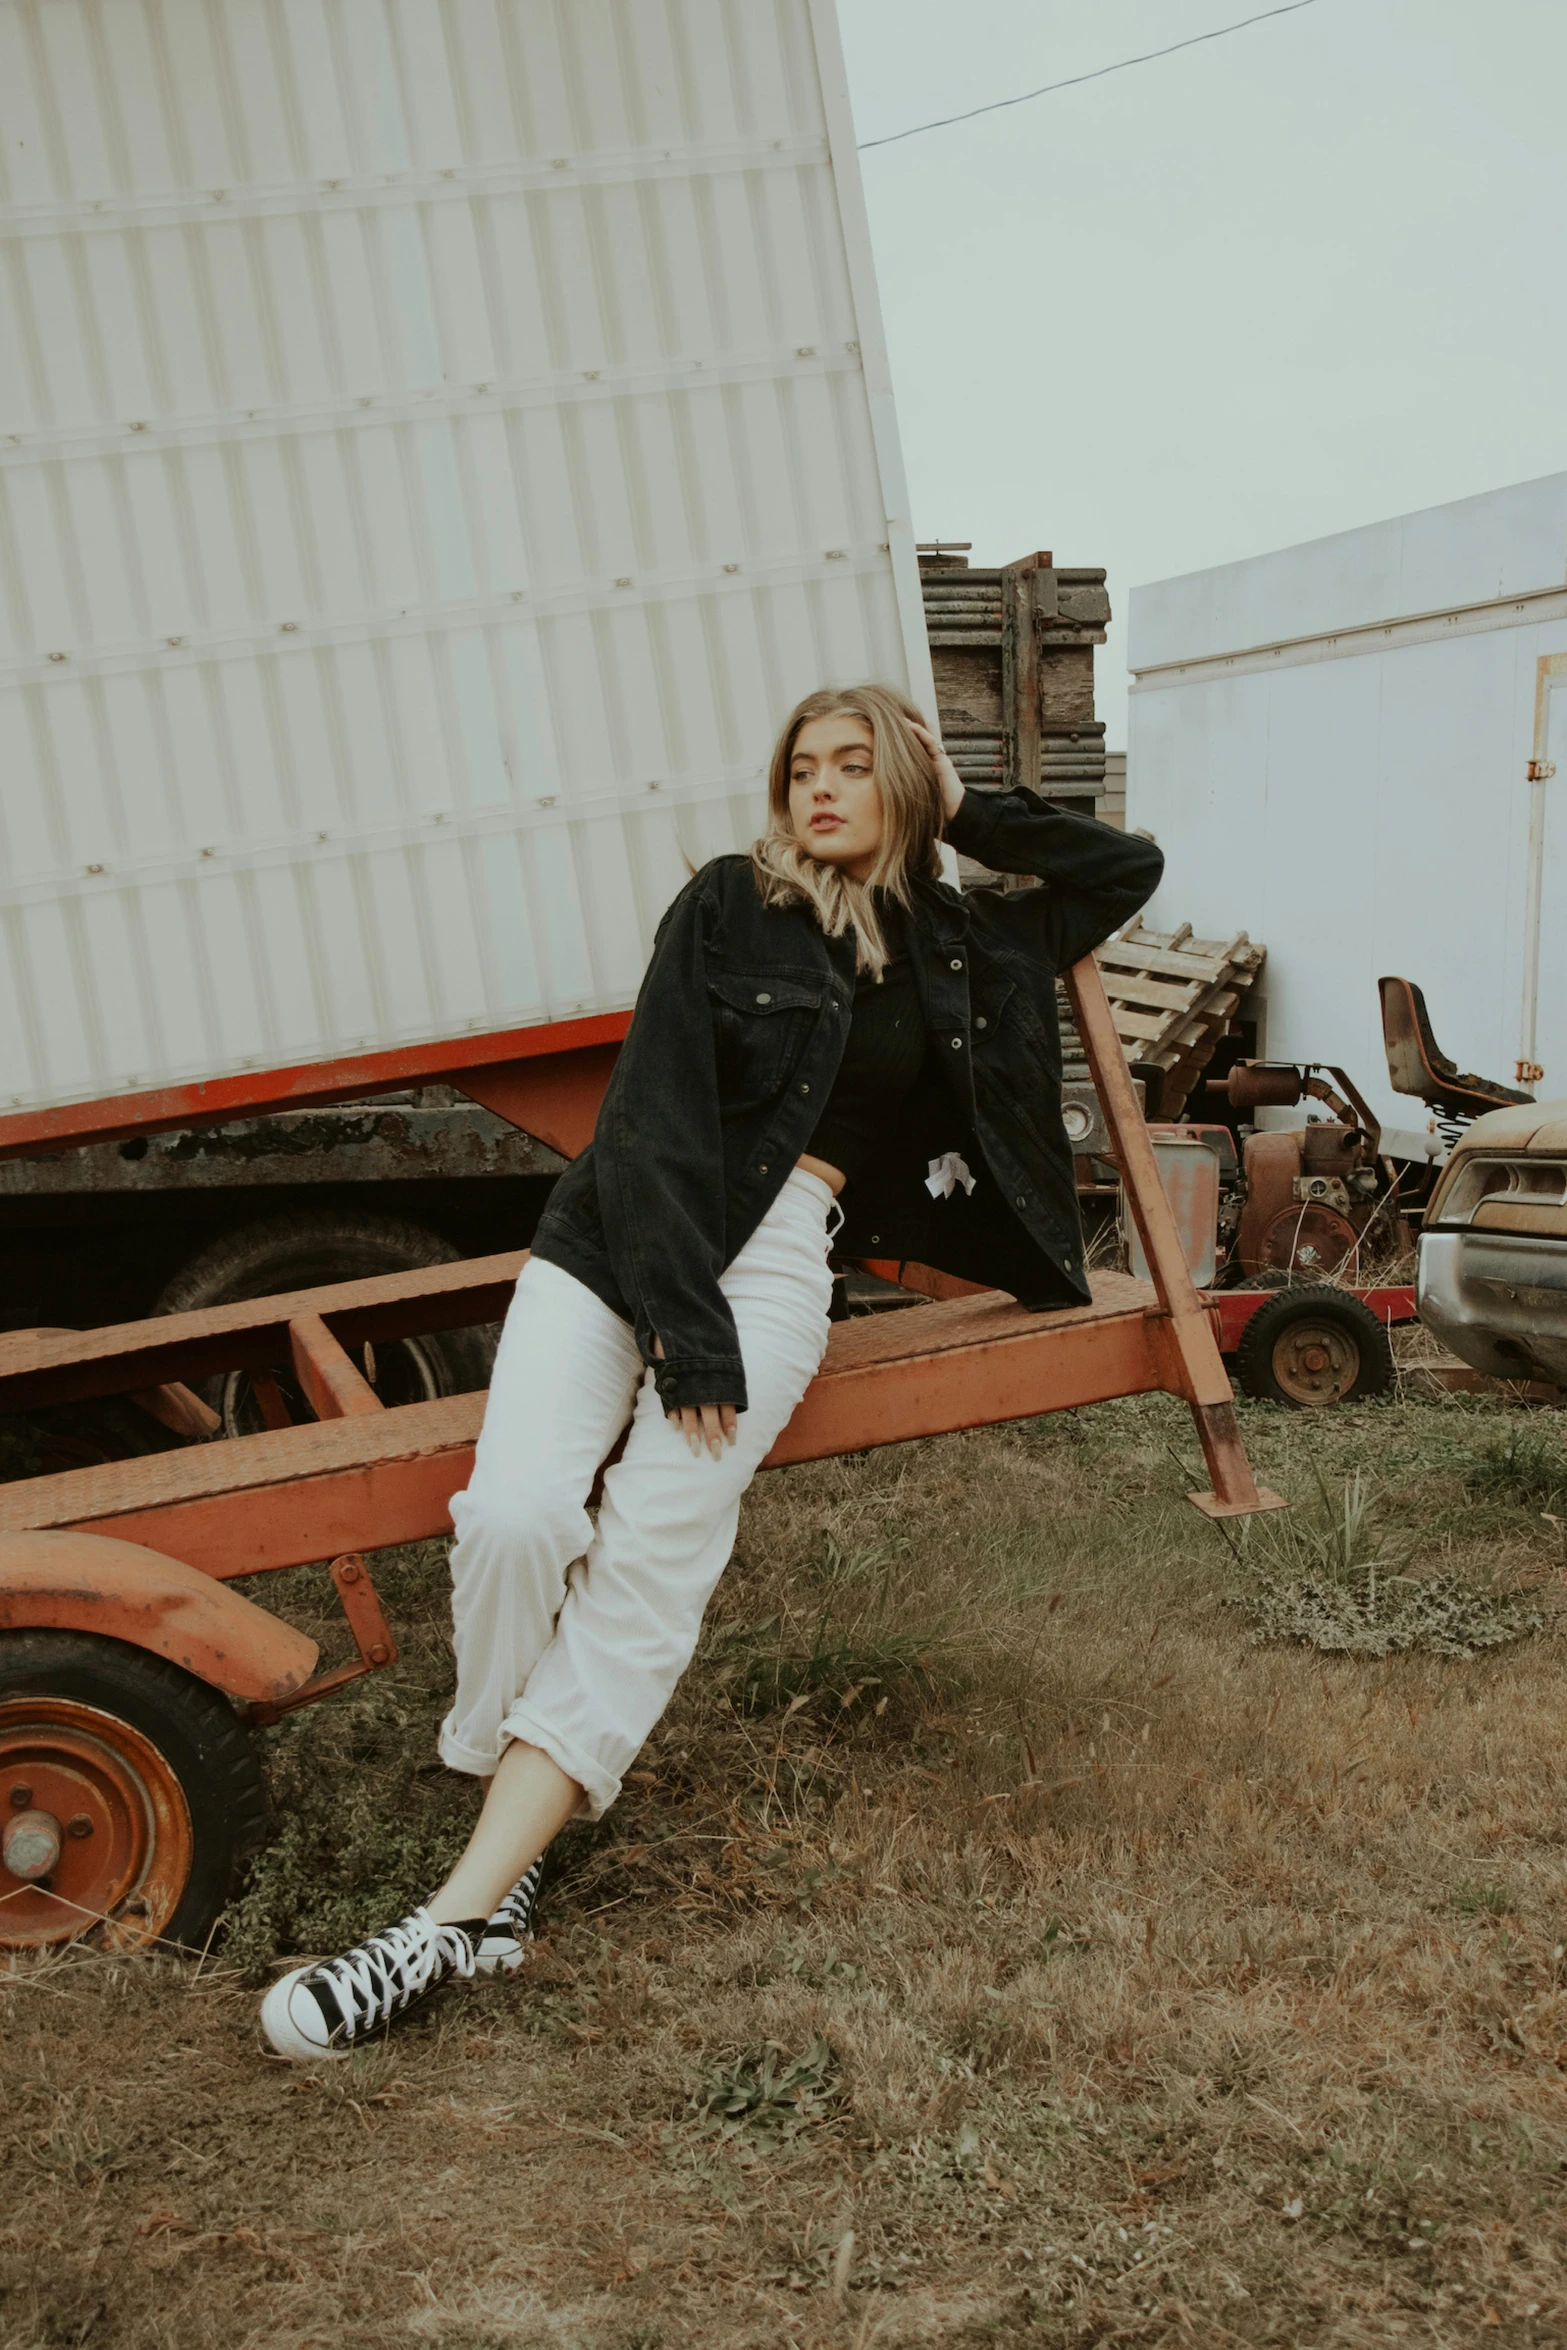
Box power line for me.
[857,0,1321,150]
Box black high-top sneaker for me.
[474,1858,545,1978]
[260,1909,481,2061]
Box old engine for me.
[1224,1064,1391,1280]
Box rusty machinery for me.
[1213,978,1540,1288]
[1143,1062,1422,1411]
[1221,1061,1400,1281]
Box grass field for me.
[4,1385,1567,2349]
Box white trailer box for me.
[1127,473,1567,1150]
[0,0,930,1123]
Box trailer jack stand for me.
[1184,1401,1288,1520]
[1068,960,1286,1523]
[244,1553,398,1725]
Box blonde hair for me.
[750,684,943,976]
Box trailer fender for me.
[0,1531,318,1704]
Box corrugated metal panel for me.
[0,0,931,1117]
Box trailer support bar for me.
[1066,956,1285,1518]
[289,1314,383,1422]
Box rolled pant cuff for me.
[436,1718,504,1778]
[496,1701,622,1822]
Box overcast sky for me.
[837,0,1567,749]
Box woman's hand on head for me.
[911,720,965,823]
[668,1400,739,1460]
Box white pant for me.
[439,1169,836,1817]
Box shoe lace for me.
[493,1859,543,1932]
[314,1911,475,2039]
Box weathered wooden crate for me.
[920,545,1110,884]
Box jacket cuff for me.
[652,1353,749,1414]
[943,786,1013,859]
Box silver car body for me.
[1416,1101,1567,1385]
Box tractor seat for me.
[1378,977,1534,1124]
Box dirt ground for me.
[5,1384,1567,2350]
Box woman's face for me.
[787,714,882,881]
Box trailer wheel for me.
[155,1210,498,1437]
[0,1632,265,1952]
[1233,1287,1395,1408]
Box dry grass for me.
[4,1391,1567,2348]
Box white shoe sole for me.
[260,1966,350,2062]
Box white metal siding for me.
[1127,478,1567,1138]
[0,0,929,1115]
[1129,473,1567,674]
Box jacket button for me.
[759,1163,769,1175]
[950,1037,963,1050]
[975,1016,987,1030]
[950,958,963,971]
[755,992,772,1005]
[1016,1194,1027,1208]
[799,1081,810,1094]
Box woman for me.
[261,686,1162,2059]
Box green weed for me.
[691,2036,840,2145]
[702,1533,946,1714]
[220,1625,474,1976]
[1450,1880,1513,1917]
[1465,1424,1567,1514]
[1215,1465,1545,1659]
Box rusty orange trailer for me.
[0,962,1281,1953]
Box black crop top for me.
[806,940,927,1191]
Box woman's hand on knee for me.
[669,1401,738,1459]
[651,1338,737,1459]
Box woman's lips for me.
[810,813,844,832]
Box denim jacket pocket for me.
[968,969,1016,1044]
[707,968,826,1106]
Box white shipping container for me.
[1126,473,1567,1151]
[0,0,931,1121]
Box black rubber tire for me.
[0,1630,266,1951]
[154,1209,498,1436]
[1232,1285,1395,1407]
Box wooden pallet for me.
[1060,920,1266,1119]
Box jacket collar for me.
[907,872,972,947]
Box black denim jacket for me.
[531,789,1163,1413]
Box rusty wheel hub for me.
[0,1699,193,1950]
[1271,1315,1362,1406]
